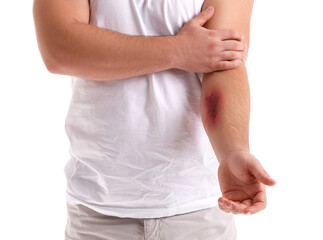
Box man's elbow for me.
[36,39,71,75]
[40,51,59,74]
[33,14,70,74]
[36,49,63,74]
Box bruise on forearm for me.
[201,89,223,129]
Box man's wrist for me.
[166,35,183,70]
[217,148,250,164]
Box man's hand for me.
[175,6,248,73]
[217,151,276,215]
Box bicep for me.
[201,0,254,47]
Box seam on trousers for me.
[144,218,165,240]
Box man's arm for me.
[200,0,276,215]
[33,0,247,81]
[200,0,253,162]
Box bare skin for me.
[200,1,276,215]
[33,0,247,81]
[32,0,273,215]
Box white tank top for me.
[64,0,222,218]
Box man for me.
[33,0,276,239]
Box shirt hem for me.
[65,191,222,219]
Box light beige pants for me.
[65,203,237,240]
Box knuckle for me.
[207,60,215,70]
[218,204,225,211]
[241,42,247,51]
[217,61,227,70]
[232,42,240,49]
[228,29,236,38]
[215,53,222,61]
[224,62,231,69]
[209,40,221,51]
[209,41,218,51]
[228,51,236,58]
[199,12,207,18]
[208,31,218,38]
[193,14,205,23]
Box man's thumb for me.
[250,159,276,186]
[193,6,214,26]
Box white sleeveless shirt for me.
[64,0,222,218]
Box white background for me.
[0,0,322,239]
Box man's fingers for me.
[218,197,253,214]
[218,203,231,213]
[221,40,246,52]
[243,191,267,214]
[217,29,245,41]
[193,6,215,27]
[249,158,276,186]
[214,59,242,71]
[220,51,248,61]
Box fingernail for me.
[226,205,233,210]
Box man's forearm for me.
[41,22,178,81]
[199,0,253,163]
[200,64,250,163]
[34,0,248,81]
